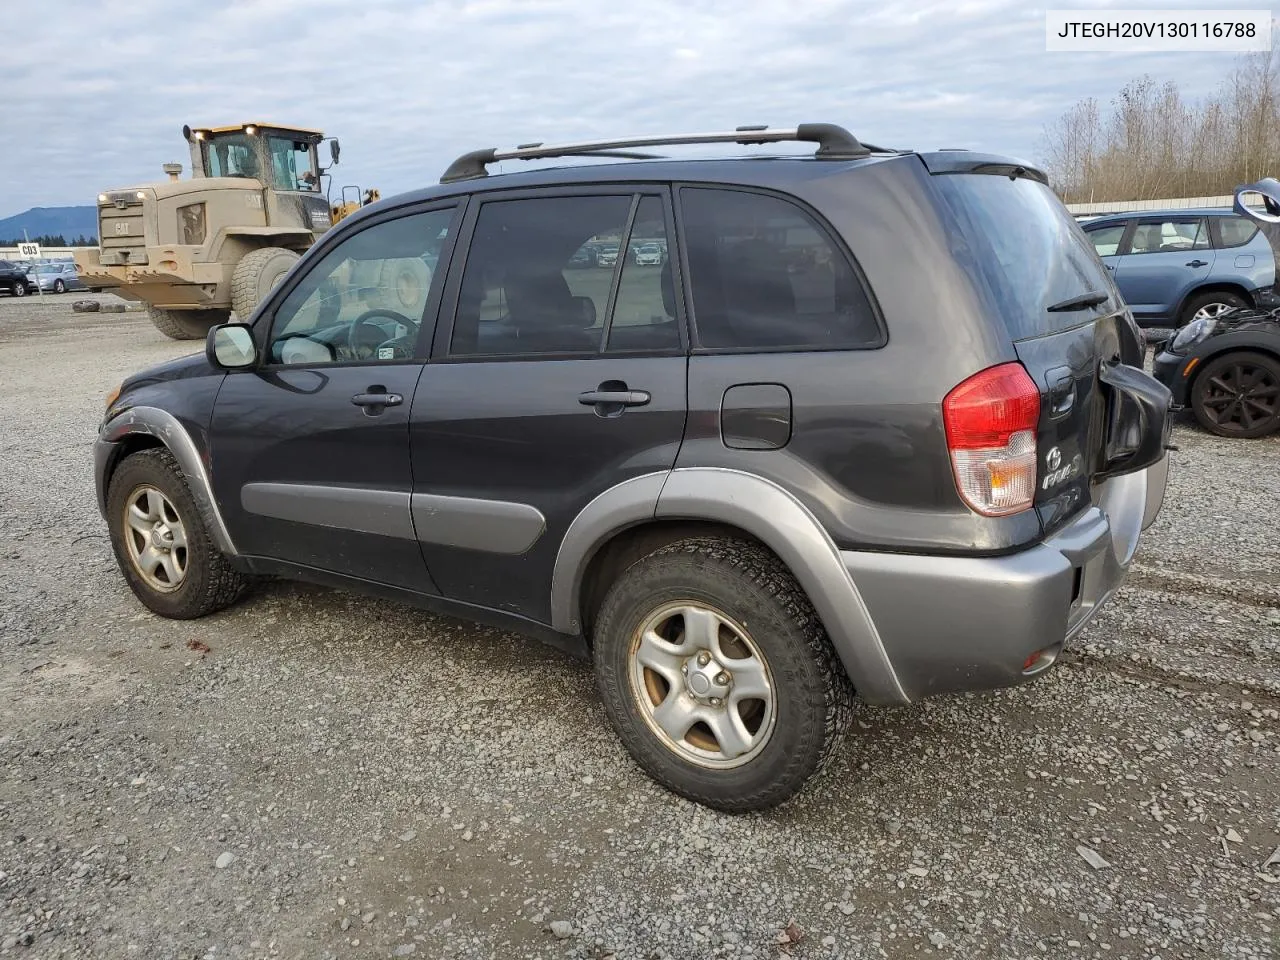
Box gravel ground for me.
[1,296,1277,960]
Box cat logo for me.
[115,222,130,235]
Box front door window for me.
[267,208,455,364]
[269,136,320,192]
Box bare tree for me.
[1041,41,1280,202]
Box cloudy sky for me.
[0,0,1254,218]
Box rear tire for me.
[12,281,26,297]
[592,537,854,812]
[53,279,65,294]
[1190,350,1280,438]
[147,307,228,341]
[1178,290,1248,328]
[106,449,250,619]
[231,247,300,320]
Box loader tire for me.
[231,247,300,321]
[148,307,228,341]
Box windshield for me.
[932,173,1118,338]
[204,133,261,179]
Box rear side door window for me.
[606,196,680,352]
[676,187,881,351]
[1128,218,1209,255]
[446,191,682,357]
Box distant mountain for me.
[0,206,98,244]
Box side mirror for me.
[207,323,257,370]
[329,139,341,164]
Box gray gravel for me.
[1,297,1277,959]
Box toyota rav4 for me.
[96,123,1172,811]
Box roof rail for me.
[440,123,872,184]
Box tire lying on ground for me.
[231,247,301,320]
[72,299,101,313]
[148,307,230,341]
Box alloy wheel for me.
[628,601,776,768]
[122,485,189,592]
[1199,360,1280,434]
[1191,301,1239,323]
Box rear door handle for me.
[351,391,403,407]
[578,390,650,407]
[1185,259,1209,268]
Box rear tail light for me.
[943,362,1041,517]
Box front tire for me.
[1179,290,1248,328]
[231,247,300,320]
[106,449,250,618]
[1191,350,1280,438]
[592,537,853,812]
[147,307,228,341]
[53,279,65,294]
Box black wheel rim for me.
[1201,361,1280,433]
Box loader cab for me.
[187,123,324,193]
[185,123,335,235]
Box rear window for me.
[932,174,1117,339]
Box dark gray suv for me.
[95,124,1173,811]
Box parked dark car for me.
[94,123,1172,811]
[1081,209,1273,329]
[1152,306,1280,438]
[0,260,34,297]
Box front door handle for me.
[578,389,650,407]
[1185,259,1209,268]
[351,390,403,409]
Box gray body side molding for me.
[550,472,669,634]
[411,493,546,555]
[99,405,238,556]
[239,484,547,553]
[242,483,413,540]
[656,468,909,705]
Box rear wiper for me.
[1047,291,1110,312]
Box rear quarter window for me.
[932,174,1117,339]
[1214,215,1261,249]
[678,187,882,351]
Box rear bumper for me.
[843,457,1168,701]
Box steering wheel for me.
[347,308,417,360]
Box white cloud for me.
[0,0,1249,216]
